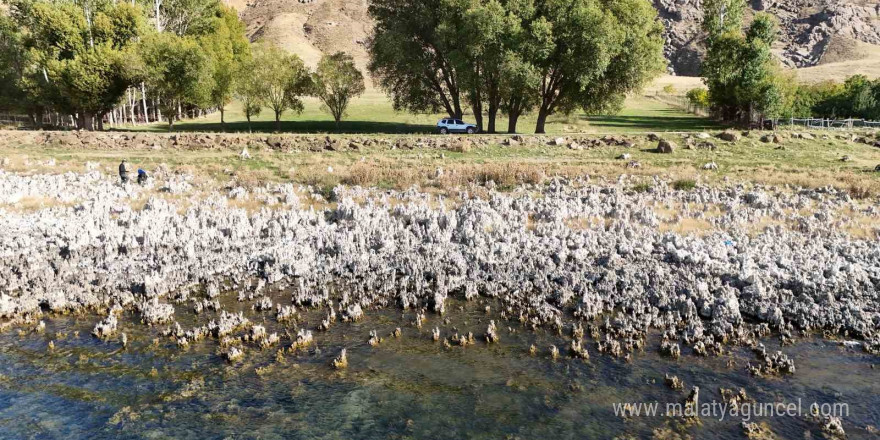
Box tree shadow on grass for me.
[116,120,437,134]
[584,110,725,132]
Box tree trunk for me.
[80,112,95,131]
[246,114,252,133]
[97,113,104,131]
[140,83,150,124]
[167,115,174,131]
[275,110,281,132]
[535,108,549,134]
[473,107,483,133]
[487,102,498,134]
[220,107,225,130]
[507,111,520,134]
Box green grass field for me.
[6,128,878,198]
[118,91,724,135]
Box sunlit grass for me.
[114,91,724,135]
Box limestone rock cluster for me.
[0,169,878,366]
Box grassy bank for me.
[2,130,878,198]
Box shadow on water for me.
[0,296,877,439]
[112,120,437,135]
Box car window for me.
[454,120,464,125]
[440,119,448,124]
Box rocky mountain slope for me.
[229,0,880,76]
[657,0,880,75]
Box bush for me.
[685,88,710,108]
[672,179,696,191]
[632,183,653,193]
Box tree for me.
[234,54,265,131]
[702,0,746,46]
[439,0,511,132]
[150,0,220,36]
[0,13,29,115]
[138,32,214,130]
[702,9,782,123]
[5,0,145,129]
[311,52,365,128]
[368,0,465,119]
[252,42,311,132]
[199,5,250,129]
[528,0,665,133]
[499,51,540,133]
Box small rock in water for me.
[332,349,348,369]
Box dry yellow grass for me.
[657,217,715,236]
[0,196,75,212]
[796,43,880,83]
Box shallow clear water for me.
[0,297,877,439]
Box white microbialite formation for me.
[0,168,878,368]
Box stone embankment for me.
[1,129,878,153]
[0,167,878,366]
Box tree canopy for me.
[702,0,783,122]
[368,0,665,133]
[138,32,214,129]
[311,52,366,126]
[3,0,145,128]
[251,42,311,132]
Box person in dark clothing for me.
[119,160,129,183]
[137,168,148,185]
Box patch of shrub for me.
[672,179,697,191]
[632,183,652,193]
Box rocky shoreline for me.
[0,167,878,371]
[1,128,878,153]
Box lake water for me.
[0,297,877,439]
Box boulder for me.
[657,139,676,153]
[718,131,741,142]
[697,142,717,150]
[449,139,472,153]
[760,134,783,144]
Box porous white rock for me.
[0,170,876,366]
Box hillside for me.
[230,0,880,77]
